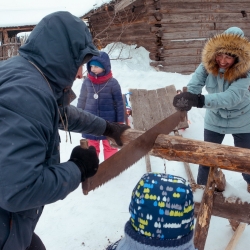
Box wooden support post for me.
[145,154,152,172]
[194,167,217,250]
[174,130,196,187]
[225,223,246,250]
[122,94,129,126]
[214,168,226,192]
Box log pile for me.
[82,0,250,74]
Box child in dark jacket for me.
[107,172,196,250]
[77,51,125,160]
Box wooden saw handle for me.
[80,139,89,195]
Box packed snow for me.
[34,43,250,250]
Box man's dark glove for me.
[103,121,130,146]
[173,92,205,111]
[69,146,99,182]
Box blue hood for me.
[19,11,99,98]
[87,51,111,77]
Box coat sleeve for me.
[112,79,125,122]
[187,63,208,94]
[59,105,106,135]
[204,78,250,109]
[77,80,87,110]
[0,84,82,212]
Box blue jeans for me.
[197,129,250,185]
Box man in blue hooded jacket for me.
[0,11,129,250]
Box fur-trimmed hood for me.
[202,27,250,83]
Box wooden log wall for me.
[84,0,250,74]
[0,37,21,61]
[0,26,34,61]
[150,0,250,74]
[84,0,159,52]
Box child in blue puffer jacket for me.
[77,51,125,160]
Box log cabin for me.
[81,0,250,74]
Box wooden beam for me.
[194,167,217,250]
[194,187,250,224]
[145,154,152,172]
[225,223,247,250]
[115,0,138,13]
[148,13,250,24]
[112,129,250,175]
[155,2,250,14]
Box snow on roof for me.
[0,0,112,28]
[0,8,67,27]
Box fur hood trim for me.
[202,33,250,83]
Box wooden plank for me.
[162,47,203,57]
[162,29,220,40]
[146,0,250,3]
[160,22,250,33]
[115,0,138,12]
[162,29,250,40]
[151,55,202,65]
[128,89,143,130]
[158,64,198,73]
[150,13,250,24]
[157,87,175,120]
[225,223,247,250]
[155,2,250,14]
[146,89,162,128]
[129,87,188,131]
[145,154,152,172]
[193,192,250,224]
[122,94,129,126]
[162,39,206,50]
[91,21,151,33]
[96,29,153,39]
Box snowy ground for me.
[35,43,250,250]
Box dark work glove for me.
[103,121,130,146]
[69,146,99,182]
[173,92,205,111]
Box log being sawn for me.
[109,129,250,224]
[112,128,250,175]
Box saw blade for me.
[82,110,186,194]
